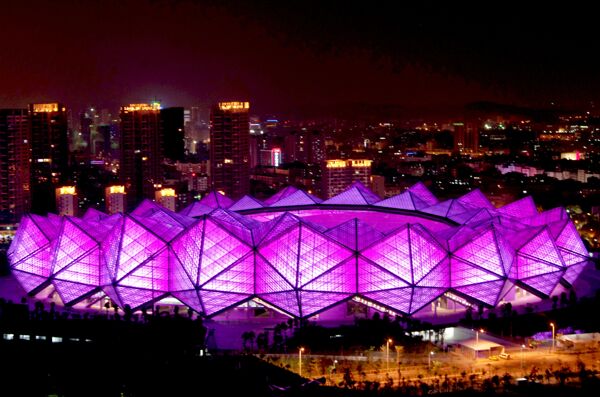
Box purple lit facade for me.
[8,182,590,318]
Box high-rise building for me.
[119,102,163,209]
[105,185,126,214]
[452,122,479,154]
[155,188,176,211]
[29,103,69,214]
[55,186,78,216]
[161,107,185,162]
[0,109,30,221]
[283,130,325,164]
[209,101,250,198]
[322,159,372,198]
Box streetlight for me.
[550,322,555,353]
[475,328,484,359]
[520,344,525,372]
[386,338,392,373]
[428,351,434,370]
[299,347,305,377]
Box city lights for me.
[217,101,249,111]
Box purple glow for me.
[7,182,591,316]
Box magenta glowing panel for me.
[7,182,590,316]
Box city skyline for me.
[3,2,600,118]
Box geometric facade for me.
[8,181,591,319]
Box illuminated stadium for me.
[7,181,591,320]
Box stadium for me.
[7,181,591,321]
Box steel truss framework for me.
[8,182,590,318]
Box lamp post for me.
[386,339,392,373]
[428,351,434,370]
[299,347,305,377]
[475,328,484,359]
[520,344,525,372]
[550,323,555,353]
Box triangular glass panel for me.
[453,228,506,276]
[54,248,100,285]
[53,280,96,305]
[82,207,109,222]
[12,247,54,278]
[53,219,98,274]
[529,207,568,226]
[361,226,412,283]
[12,271,48,293]
[199,290,249,316]
[199,191,234,209]
[168,248,195,292]
[209,209,257,245]
[410,225,448,283]
[302,257,356,293]
[116,286,159,309]
[498,196,538,218]
[178,201,214,217]
[416,259,450,288]
[374,192,417,210]
[8,215,51,265]
[324,183,380,205]
[254,212,299,245]
[255,254,294,294]
[258,291,300,317]
[172,290,203,313]
[450,258,502,287]
[520,271,563,296]
[102,284,122,308]
[357,257,410,292]
[171,219,204,286]
[263,186,300,206]
[454,280,505,306]
[563,262,588,285]
[554,221,589,258]
[457,189,495,210]
[362,287,412,314]
[408,182,439,206]
[299,291,350,317]
[270,189,322,207]
[559,249,589,268]
[201,253,255,295]
[229,195,265,211]
[514,254,562,279]
[199,219,251,284]
[119,248,169,291]
[257,225,300,286]
[519,229,564,266]
[410,287,446,313]
[422,200,453,217]
[297,225,353,287]
[116,217,166,280]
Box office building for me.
[119,102,163,209]
[209,101,250,198]
[322,159,372,198]
[155,188,177,211]
[29,103,69,214]
[161,107,185,162]
[105,185,126,214]
[55,186,78,216]
[452,122,479,154]
[0,109,30,220]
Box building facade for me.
[209,101,250,198]
[29,103,69,214]
[119,103,163,209]
[0,109,30,221]
[322,159,372,198]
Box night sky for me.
[2,1,600,117]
